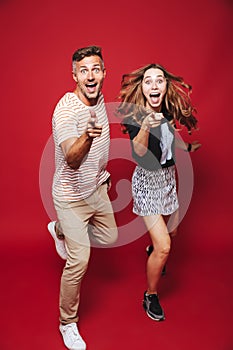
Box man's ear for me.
[73,73,78,82]
[103,69,106,78]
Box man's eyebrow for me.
[79,63,101,68]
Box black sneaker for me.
[146,245,154,256]
[143,292,165,321]
[146,245,167,276]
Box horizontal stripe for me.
[52,92,110,201]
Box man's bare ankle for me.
[55,222,65,240]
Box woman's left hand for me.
[190,141,202,152]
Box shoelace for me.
[148,294,162,313]
[62,324,80,343]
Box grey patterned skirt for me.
[132,165,179,216]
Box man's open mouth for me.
[86,83,97,93]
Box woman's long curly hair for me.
[117,63,198,133]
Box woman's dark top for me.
[124,112,176,171]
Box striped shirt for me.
[52,92,110,201]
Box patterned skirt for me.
[132,165,179,216]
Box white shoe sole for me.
[59,323,86,350]
[47,221,67,260]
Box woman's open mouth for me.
[150,92,161,104]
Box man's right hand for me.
[86,110,102,138]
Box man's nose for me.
[87,70,94,80]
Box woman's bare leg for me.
[143,214,171,294]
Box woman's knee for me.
[156,238,171,257]
[161,243,171,256]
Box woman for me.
[117,63,201,321]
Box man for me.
[48,46,118,350]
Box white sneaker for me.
[47,221,67,260]
[59,323,86,350]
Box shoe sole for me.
[47,222,67,260]
[59,324,86,350]
[146,310,165,321]
[142,301,165,321]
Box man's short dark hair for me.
[72,46,103,62]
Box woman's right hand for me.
[142,112,163,131]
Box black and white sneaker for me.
[146,245,154,256]
[143,291,165,321]
[146,245,167,276]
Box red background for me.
[0,0,232,349]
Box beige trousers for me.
[54,183,118,324]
